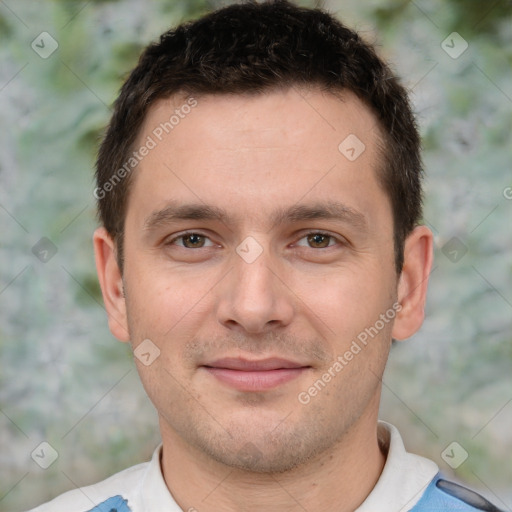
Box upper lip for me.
[202,357,309,371]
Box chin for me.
[191,415,338,475]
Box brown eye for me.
[171,233,212,248]
[306,233,332,248]
[182,234,205,248]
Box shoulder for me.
[411,474,504,511]
[26,461,149,512]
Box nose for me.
[215,244,295,334]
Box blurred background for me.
[0,0,511,510]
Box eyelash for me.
[166,231,343,249]
[167,232,216,248]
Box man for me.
[29,1,502,511]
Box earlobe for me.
[392,225,434,341]
[93,227,130,342]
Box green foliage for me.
[1,0,510,510]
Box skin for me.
[94,87,433,512]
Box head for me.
[94,0,432,473]
[96,0,423,275]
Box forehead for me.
[127,87,389,231]
[141,87,380,150]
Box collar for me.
[135,421,438,512]
[356,421,439,511]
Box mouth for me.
[201,357,311,391]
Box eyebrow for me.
[143,201,229,231]
[271,202,367,230]
[143,199,368,232]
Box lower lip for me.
[203,367,308,391]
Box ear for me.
[93,227,130,342]
[392,225,434,341]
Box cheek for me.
[125,278,177,335]
[295,264,392,343]
[123,257,219,345]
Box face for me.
[95,87,432,473]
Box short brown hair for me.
[95,0,423,273]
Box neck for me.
[159,409,386,512]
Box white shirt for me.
[28,421,439,512]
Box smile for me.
[201,357,311,391]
